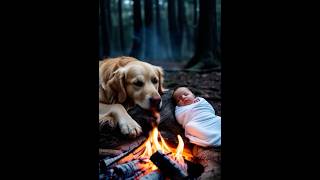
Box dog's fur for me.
[99,56,164,138]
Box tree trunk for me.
[193,0,197,26]
[211,0,218,61]
[184,10,193,55]
[130,0,143,58]
[216,0,221,60]
[176,0,184,59]
[155,0,161,39]
[118,0,125,53]
[155,0,166,60]
[192,0,198,55]
[144,0,154,59]
[178,0,192,58]
[168,0,179,60]
[185,0,220,69]
[99,0,110,59]
[106,0,112,34]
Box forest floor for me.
[99,61,221,179]
[160,61,221,116]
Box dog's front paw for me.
[119,119,142,138]
[99,114,117,132]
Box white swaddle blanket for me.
[175,97,221,147]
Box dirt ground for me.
[163,69,221,116]
[149,59,221,115]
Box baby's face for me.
[173,87,196,106]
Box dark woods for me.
[99,0,221,69]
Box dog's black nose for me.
[150,96,162,111]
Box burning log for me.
[102,158,157,180]
[100,123,197,179]
[100,136,149,170]
[150,150,188,180]
[106,159,141,179]
[139,170,164,180]
[100,149,133,169]
[99,148,123,157]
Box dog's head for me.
[100,58,164,111]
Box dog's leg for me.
[99,114,117,131]
[99,103,142,138]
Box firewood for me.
[104,158,154,180]
[112,159,140,178]
[150,150,188,180]
[100,137,149,170]
[99,148,123,157]
[100,149,132,170]
[139,170,164,180]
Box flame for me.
[175,135,184,162]
[139,126,193,172]
[136,111,193,175]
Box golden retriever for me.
[99,56,164,138]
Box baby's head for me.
[172,87,196,106]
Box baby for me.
[172,86,221,147]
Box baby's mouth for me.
[182,98,191,104]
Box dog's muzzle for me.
[149,96,162,112]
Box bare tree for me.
[185,0,220,69]
[118,0,125,53]
[155,0,167,60]
[99,0,111,58]
[155,0,161,40]
[144,0,154,59]
[168,0,180,60]
[130,0,143,58]
[193,0,197,26]
[178,0,193,58]
[106,0,112,37]
[176,0,184,59]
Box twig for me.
[100,137,148,169]
[99,148,123,157]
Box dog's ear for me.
[107,68,127,103]
[154,66,165,95]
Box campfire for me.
[100,112,200,180]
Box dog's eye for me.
[134,80,144,87]
[152,77,158,84]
